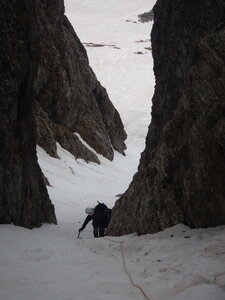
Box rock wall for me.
[34,0,127,162]
[108,0,225,236]
[0,0,57,228]
[0,0,126,228]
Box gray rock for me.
[0,0,126,228]
[34,5,127,161]
[108,0,225,236]
[35,101,59,159]
[35,101,100,164]
[54,124,100,164]
[138,10,154,23]
[0,0,57,228]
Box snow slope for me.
[0,1,225,300]
[66,0,156,147]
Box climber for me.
[78,203,112,238]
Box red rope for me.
[104,237,151,300]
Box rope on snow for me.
[104,237,152,300]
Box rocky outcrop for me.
[0,0,126,228]
[138,10,154,23]
[35,101,59,159]
[34,2,127,161]
[0,1,57,228]
[108,0,225,236]
[35,102,100,164]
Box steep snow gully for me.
[0,1,225,300]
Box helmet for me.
[85,207,94,215]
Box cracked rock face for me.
[0,0,126,228]
[108,0,225,236]
[0,0,57,228]
[34,1,127,161]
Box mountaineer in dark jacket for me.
[79,203,112,238]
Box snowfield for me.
[0,1,225,300]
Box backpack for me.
[93,203,112,228]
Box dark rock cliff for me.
[108,0,225,236]
[34,1,127,162]
[0,0,126,228]
[0,0,57,228]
